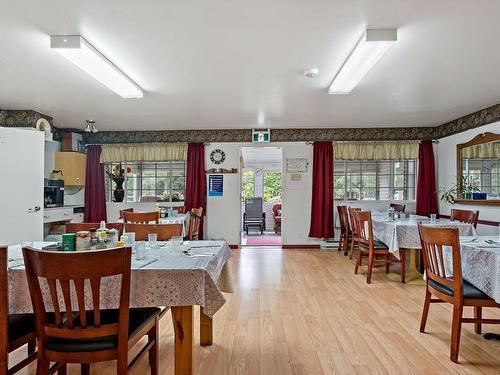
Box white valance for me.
[462,142,500,159]
[333,141,419,160]
[100,143,188,163]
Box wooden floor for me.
[12,247,500,374]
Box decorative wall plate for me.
[210,149,226,164]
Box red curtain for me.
[84,145,107,222]
[416,140,439,217]
[309,141,334,239]
[184,143,206,239]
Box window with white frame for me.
[106,161,186,203]
[462,158,500,198]
[333,160,417,201]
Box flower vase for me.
[113,177,125,202]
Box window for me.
[106,161,186,203]
[462,159,500,198]
[334,160,416,201]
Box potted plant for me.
[107,164,131,202]
[439,175,480,204]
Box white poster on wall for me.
[286,158,309,173]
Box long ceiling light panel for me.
[329,29,397,95]
[50,35,143,98]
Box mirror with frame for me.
[456,132,500,205]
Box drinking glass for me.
[430,214,437,223]
[148,233,158,249]
[171,236,183,248]
[136,241,146,260]
[125,232,136,250]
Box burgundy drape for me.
[416,140,439,217]
[84,145,107,222]
[309,141,334,238]
[184,143,206,239]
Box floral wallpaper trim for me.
[0,110,53,128]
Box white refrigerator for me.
[0,127,44,245]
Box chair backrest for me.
[122,211,159,224]
[119,208,134,219]
[450,208,479,228]
[348,207,361,236]
[22,246,132,353]
[337,206,349,232]
[0,247,9,360]
[65,222,123,237]
[418,224,462,296]
[245,198,263,219]
[390,203,406,212]
[123,223,183,241]
[188,207,203,240]
[355,211,374,248]
[272,203,281,217]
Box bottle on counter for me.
[76,231,91,251]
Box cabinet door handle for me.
[28,206,41,213]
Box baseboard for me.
[282,244,321,249]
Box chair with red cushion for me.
[272,203,282,234]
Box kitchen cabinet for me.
[55,152,86,186]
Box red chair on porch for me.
[272,203,281,234]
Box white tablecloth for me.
[458,237,500,303]
[7,240,233,317]
[371,214,476,257]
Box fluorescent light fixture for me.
[329,29,397,94]
[50,35,143,98]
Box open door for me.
[0,127,44,244]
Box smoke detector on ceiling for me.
[304,68,319,78]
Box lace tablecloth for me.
[7,240,233,318]
[372,215,476,257]
[457,237,500,303]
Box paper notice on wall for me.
[286,158,309,173]
[288,173,303,184]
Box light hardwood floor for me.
[11,247,500,374]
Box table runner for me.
[7,240,233,318]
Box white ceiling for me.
[1,1,500,131]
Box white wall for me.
[205,142,321,246]
[437,122,500,235]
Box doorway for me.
[240,146,282,246]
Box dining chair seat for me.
[359,240,388,250]
[429,279,490,299]
[45,307,161,353]
[8,313,35,342]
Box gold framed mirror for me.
[456,132,500,205]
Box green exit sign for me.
[252,129,270,143]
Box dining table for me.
[370,211,476,283]
[7,239,233,375]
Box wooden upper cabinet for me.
[55,152,86,186]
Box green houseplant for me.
[439,175,480,204]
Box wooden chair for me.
[122,211,160,224]
[450,208,479,228]
[119,208,134,219]
[348,207,361,260]
[336,206,350,256]
[390,203,406,212]
[0,246,37,375]
[187,207,203,240]
[354,211,393,284]
[417,225,500,362]
[176,207,186,214]
[123,223,183,241]
[272,203,282,234]
[22,246,161,375]
[65,222,123,237]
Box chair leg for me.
[337,233,343,252]
[385,254,390,274]
[28,339,36,355]
[420,289,431,333]
[57,364,67,375]
[450,304,464,363]
[354,247,363,274]
[81,364,90,375]
[117,356,128,375]
[148,317,159,375]
[36,358,50,375]
[366,251,374,284]
[474,306,482,334]
[349,237,356,260]
[343,235,349,256]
